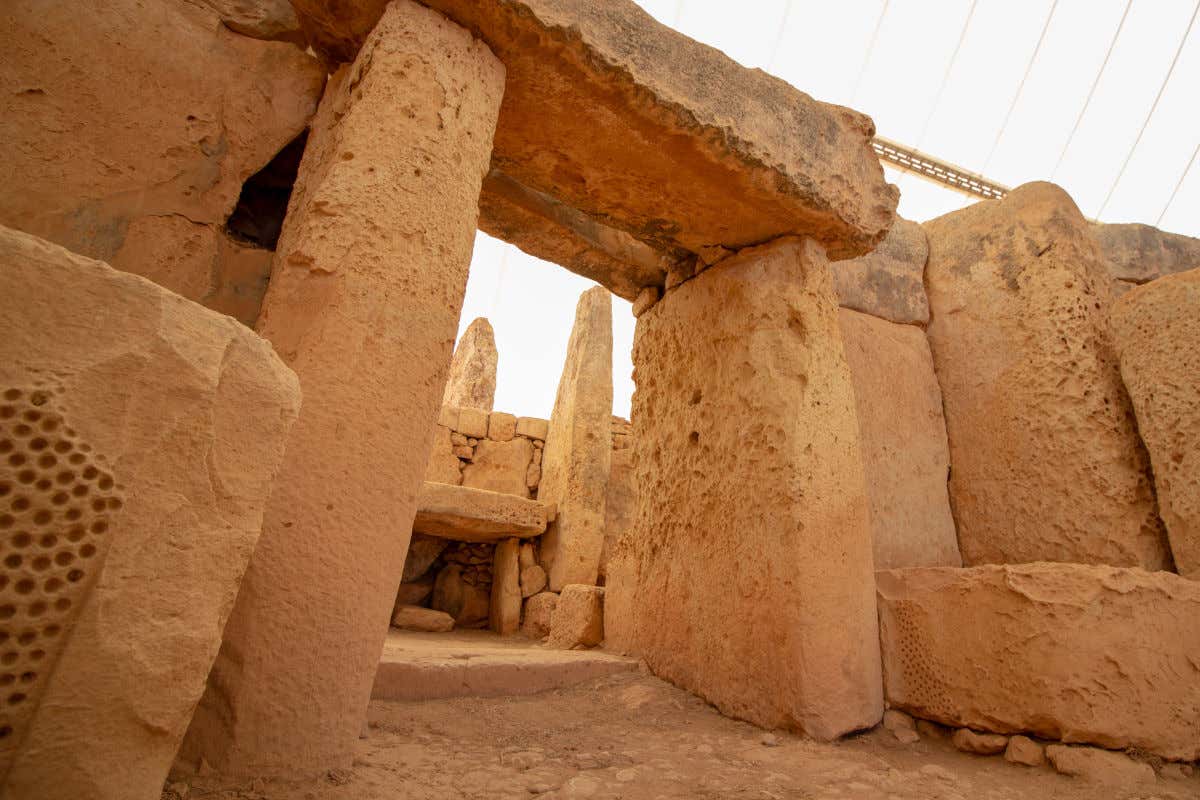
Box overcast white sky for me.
[458,0,1200,420]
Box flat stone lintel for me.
[414,482,548,542]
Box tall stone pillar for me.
[179,0,505,777]
[607,237,882,740]
[538,286,613,590]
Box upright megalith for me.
[443,318,498,411]
[538,287,613,590]
[179,0,505,779]
[0,225,299,800]
[608,238,882,739]
[923,182,1168,569]
[1111,269,1200,578]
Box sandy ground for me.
[180,666,1198,800]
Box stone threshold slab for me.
[371,630,636,701]
[414,481,549,542]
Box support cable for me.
[1051,0,1133,180]
[1155,137,1199,226]
[915,0,980,149]
[982,0,1059,172]
[850,0,891,106]
[1097,0,1199,218]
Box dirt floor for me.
[181,665,1198,800]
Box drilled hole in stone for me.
[28,392,47,407]
[15,632,34,646]
[19,672,34,684]
[0,726,12,739]
[64,526,84,543]
[21,410,40,423]
[2,390,19,401]
[50,492,68,506]
[43,624,60,638]
[98,476,113,491]
[11,533,31,548]
[0,482,9,497]
[43,577,61,593]
[34,479,50,491]
[0,409,12,420]
[0,652,15,665]
[107,497,122,510]
[13,425,31,437]
[69,483,85,497]
[29,438,47,451]
[4,555,21,569]
[31,557,50,572]
[52,440,70,454]
[54,552,74,567]
[0,675,11,687]
[32,510,51,526]
[90,520,107,535]
[0,442,10,454]
[12,497,30,512]
[29,650,44,662]
[225,129,307,249]
[8,693,26,706]
[27,602,46,617]
[15,470,34,485]
[90,498,106,513]
[79,544,96,559]
[67,570,83,583]
[8,453,26,467]
[64,508,81,521]
[36,454,55,469]
[38,533,56,548]
[14,580,34,595]
[67,453,84,465]
[0,515,12,529]
[53,598,69,612]
[40,418,59,433]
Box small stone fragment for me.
[521,592,558,639]
[520,564,548,598]
[1045,745,1155,785]
[953,728,1008,755]
[547,585,605,649]
[391,605,454,633]
[915,719,948,740]
[1004,735,1045,767]
[882,709,916,734]
[760,733,780,747]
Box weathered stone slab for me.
[414,483,548,542]
[489,539,521,634]
[178,0,505,779]
[608,237,881,740]
[423,425,463,485]
[547,585,605,650]
[598,446,635,581]
[831,218,930,325]
[292,0,897,295]
[197,0,305,42]
[876,564,1200,761]
[923,183,1167,569]
[1111,268,1200,578]
[0,0,324,320]
[838,309,960,569]
[0,225,299,799]
[521,592,558,639]
[443,318,498,411]
[461,438,533,497]
[1091,222,1200,283]
[539,287,612,590]
[391,605,454,633]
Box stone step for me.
[414,481,549,542]
[371,630,637,702]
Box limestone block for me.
[488,412,516,442]
[516,417,549,440]
[291,0,898,291]
[178,0,505,778]
[394,578,433,608]
[400,534,448,584]
[519,542,536,570]
[547,585,604,650]
[0,226,299,799]
[525,463,541,491]
[413,483,548,543]
[461,438,534,497]
[598,447,635,580]
[0,0,324,316]
[1046,745,1155,785]
[608,237,881,740]
[1110,269,1200,578]
[923,183,1167,569]
[1005,736,1045,767]
[539,287,612,590]
[443,318,498,411]
[391,605,454,633]
[431,566,490,629]
[196,0,304,43]
[876,564,1200,761]
[831,218,930,325]
[423,425,463,486]
[1091,222,1200,283]
[521,592,558,639]
[438,406,460,430]
[520,565,547,598]
[952,729,1007,755]
[489,539,521,635]
[457,407,490,439]
[838,309,960,569]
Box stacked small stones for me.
[425,406,546,497]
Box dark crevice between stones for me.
[225,130,308,250]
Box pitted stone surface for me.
[0,225,298,799]
[877,563,1200,761]
[832,218,930,325]
[608,237,881,740]
[1110,268,1200,578]
[923,183,1167,569]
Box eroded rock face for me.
[1110,269,1200,578]
[1091,222,1200,283]
[831,218,930,325]
[839,309,960,570]
[0,0,324,322]
[923,182,1168,569]
[197,0,305,43]
[443,318,498,411]
[547,585,604,649]
[178,0,505,778]
[0,226,299,799]
[462,438,533,497]
[877,564,1200,761]
[538,287,613,590]
[294,0,897,296]
[608,237,881,740]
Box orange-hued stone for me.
[178,0,505,779]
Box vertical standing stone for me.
[489,538,521,634]
[443,317,498,410]
[179,0,505,778]
[923,183,1167,569]
[607,237,882,739]
[538,287,613,590]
